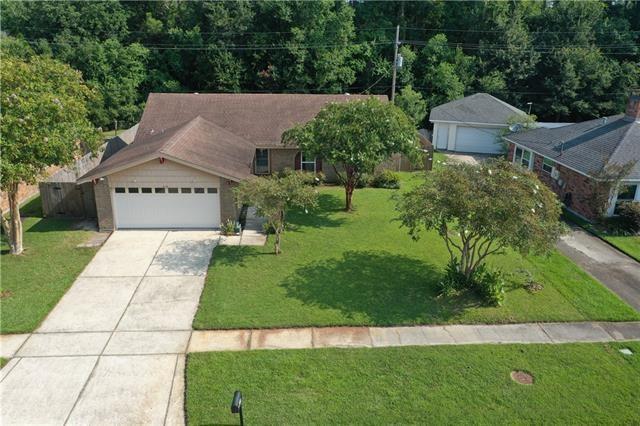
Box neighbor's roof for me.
[429,93,526,125]
[504,115,640,180]
[79,116,256,183]
[79,93,386,182]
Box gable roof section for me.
[78,116,255,183]
[504,114,640,180]
[429,93,526,125]
[136,93,387,148]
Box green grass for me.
[562,208,640,261]
[193,173,639,330]
[186,342,640,425]
[19,195,43,217]
[0,358,8,369]
[1,217,98,334]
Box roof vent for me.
[602,117,608,126]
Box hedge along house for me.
[78,93,385,231]
[503,92,640,221]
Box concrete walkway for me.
[188,321,640,352]
[0,230,219,425]
[218,207,267,246]
[558,227,640,311]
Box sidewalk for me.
[188,321,640,353]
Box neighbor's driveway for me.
[558,227,640,311]
[0,230,218,425]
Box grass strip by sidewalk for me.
[186,342,640,425]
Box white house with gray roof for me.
[429,93,528,154]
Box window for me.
[301,152,316,172]
[155,187,165,194]
[168,187,179,194]
[614,184,638,214]
[254,149,269,174]
[513,147,532,169]
[115,187,126,193]
[141,187,152,194]
[542,157,555,174]
[128,187,139,194]
[194,187,205,194]
[181,188,192,194]
[207,188,218,194]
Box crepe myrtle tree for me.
[1,53,101,254]
[396,159,564,280]
[283,97,419,211]
[234,170,318,255]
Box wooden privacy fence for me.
[39,152,101,218]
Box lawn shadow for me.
[287,193,347,229]
[210,244,273,268]
[281,250,483,325]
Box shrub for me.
[437,257,467,296]
[355,173,371,188]
[617,202,640,233]
[472,265,506,306]
[296,171,325,186]
[371,170,401,189]
[220,219,239,236]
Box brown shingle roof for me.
[136,93,387,148]
[79,93,387,183]
[78,116,255,182]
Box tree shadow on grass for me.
[287,193,347,229]
[210,245,273,268]
[281,250,483,325]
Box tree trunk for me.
[274,229,281,255]
[344,167,356,211]
[7,184,23,255]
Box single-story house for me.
[503,92,640,221]
[78,93,387,231]
[429,93,528,154]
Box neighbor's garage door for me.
[113,186,220,229]
[455,126,503,154]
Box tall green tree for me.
[396,159,564,280]
[283,98,418,211]
[1,52,101,254]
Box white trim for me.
[77,153,159,184]
[153,154,244,183]
[512,145,534,170]
[608,182,640,216]
[430,119,508,128]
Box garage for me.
[455,126,503,154]
[108,159,222,229]
[113,186,220,229]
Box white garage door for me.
[113,186,220,229]
[455,126,503,154]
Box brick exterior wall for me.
[508,142,603,220]
[94,178,114,231]
[220,180,239,223]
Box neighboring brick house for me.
[503,92,640,221]
[77,93,402,231]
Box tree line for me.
[3,0,639,129]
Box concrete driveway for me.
[558,227,640,311]
[0,230,218,425]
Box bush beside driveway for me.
[193,173,639,330]
[1,216,98,334]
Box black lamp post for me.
[231,391,244,426]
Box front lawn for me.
[562,208,640,262]
[186,342,640,424]
[1,216,98,334]
[193,173,639,329]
